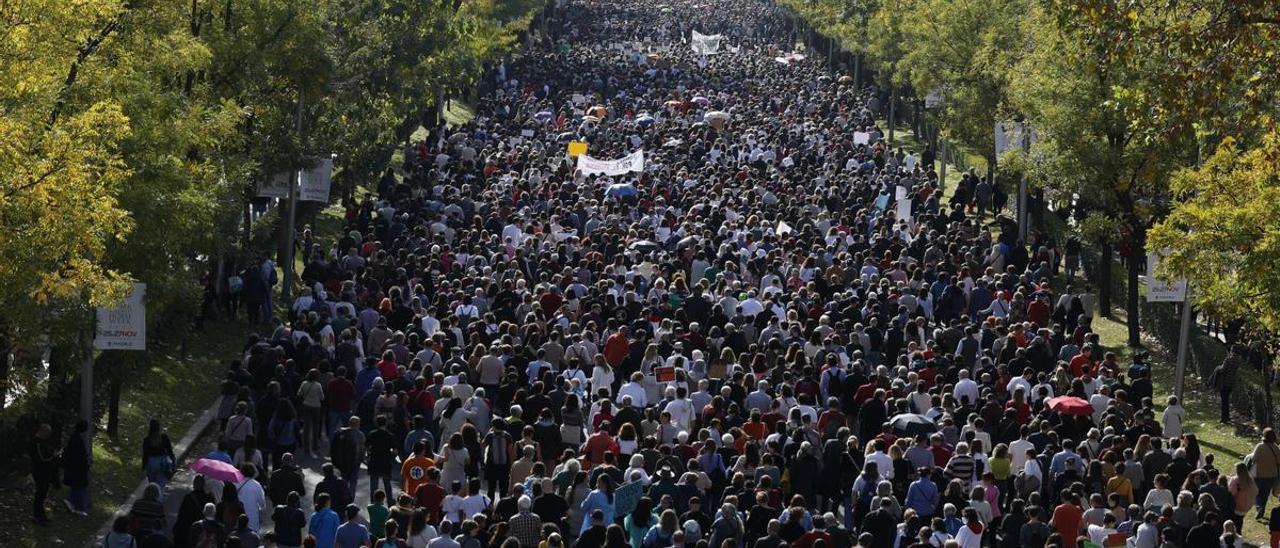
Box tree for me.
[1009,1,1189,345]
[1143,2,1280,347]
[899,0,1026,171]
[1148,131,1280,337]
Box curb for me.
[85,397,221,548]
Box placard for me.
[853,132,871,145]
[567,141,589,158]
[614,481,644,515]
[95,282,146,351]
[521,129,535,138]
[655,366,676,383]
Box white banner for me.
[691,31,723,55]
[95,282,146,351]
[300,158,333,202]
[577,150,645,177]
[258,172,291,199]
[1146,253,1188,302]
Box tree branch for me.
[47,18,122,129]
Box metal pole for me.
[282,92,302,306]
[81,321,94,428]
[888,86,896,144]
[939,140,948,186]
[1018,122,1029,241]
[1174,290,1193,401]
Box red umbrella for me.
[190,458,244,483]
[1047,396,1093,416]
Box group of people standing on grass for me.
[23,0,1272,547]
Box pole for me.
[1018,122,1030,241]
[81,321,94,428]
[888,86,896,144]
[940,140,948,186]
[1174,289,1193,401]
[282,91,302,306]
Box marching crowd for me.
[54,0,1280,547]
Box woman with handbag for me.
[1248,428,1280,519]
[141,419,175,496]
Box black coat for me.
[268,464,307,505]
[62,432,91,488]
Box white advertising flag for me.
[258,172,291,199]
[300,158,333,203]
[1146,253,1188,302]
[95,282,146,351]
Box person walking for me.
[141,418,176,495]
[62,419,91,516]
[1250,428,1280,519]
[1211,345,1244,423]
[29,422,60,524]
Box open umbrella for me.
[605,183,639,199]
[889,413,938,436]
[582,115,601,123]
[1047,396,1093,416]
[587,105,608,118]
[705,110,729,130]
[190,458,244,484]
[628,240,659,252]
[691,96,710,106]
[534,110,554,121]
[636,114,656,127]
[664,99,685,109]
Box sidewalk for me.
[85,400,220,548]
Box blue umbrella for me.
[605,183,639,199]
[636,114,656,127]
[534,110,554,121]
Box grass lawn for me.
[874,116,988,203]
[0,319,251,548]
[1089,293,1271,543]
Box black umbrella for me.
[889,413,938,436]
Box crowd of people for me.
[46,0,1280,547]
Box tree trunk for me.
[1099,241,1113,318]
[1126,230,1143,347]
[0,318,9,413]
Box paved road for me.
[159,433,393,537]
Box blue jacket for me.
[905,478,939,517]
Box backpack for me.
[823,366,846,401]
[332,430,359,471]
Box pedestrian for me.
[62,419,91,516]
[29,422,59,525]
[176,474,215,547]
[142,419,176,494]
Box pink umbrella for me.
[190,458,244,483]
